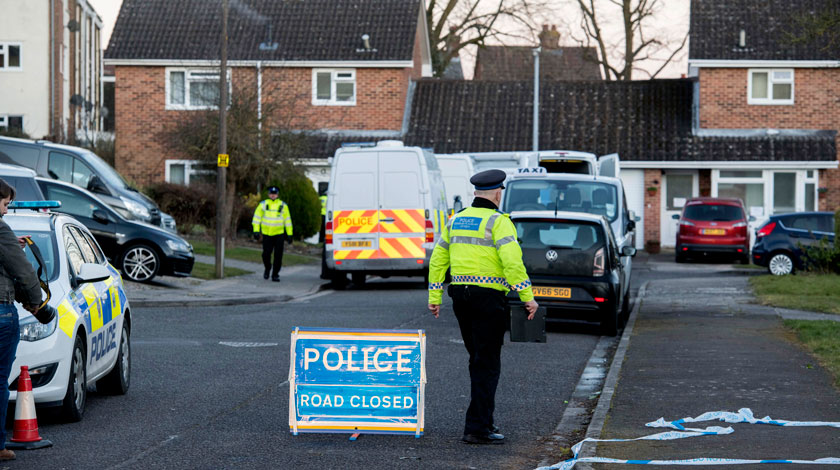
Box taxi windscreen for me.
[21,231,59,282]
[515,219,605,277]
[504,180,618,221]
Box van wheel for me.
[320,246,331,280]
[61,335,87,422]
[352,273,366,286]
[98,323,130,395]
[331,272,348,290]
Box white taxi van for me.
[6,201,131,422]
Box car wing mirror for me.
[621,246,637,257]
[671,214,680,220]
[77,263,112,284]
[92,208,111,224]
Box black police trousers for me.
[448,284,507,436]
[261,234,285,276]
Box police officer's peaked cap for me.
[470,169,506,190]
[268,186,279,194]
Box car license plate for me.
[532,286,571,298]
[341,240,372,248]
[702,228,726,235]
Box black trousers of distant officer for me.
[261,234,285,276]
[448,284,507,436]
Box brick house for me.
[104,0,432,189]
[0,0,105,141]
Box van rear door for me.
[330,151,381,262]
[597,153,620,177]
[377,150,427,262]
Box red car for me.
[673,197,750,264]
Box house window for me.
[748,69,793,105]
[166,160,215,185]
[0,43,22,70]
[0,115,24,133]
[312,69,356,105]
[166,69,231,110]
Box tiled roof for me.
[690,0,838,61]
[474,46,601,81]
[105,0,420,62]
[401,79,836,162]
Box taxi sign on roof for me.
[516,167,547,174]
[289,327,426,437]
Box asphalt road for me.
[19,277,604,470]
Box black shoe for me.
[490,424,500,434]
[462,433,505,445]
[263,269,270,280]
[272,275,280,282]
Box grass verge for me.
[784,320,840,388]
[189,239,318,266]
[191,262,252,280]
[749,274,840,315]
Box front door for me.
[661,172,698,247]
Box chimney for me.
[539,24,560,49]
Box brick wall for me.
[115,65,412,186]
[699,67,840,211]
[643,169,661,251]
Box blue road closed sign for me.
[288,327,427,437]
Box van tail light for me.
[756,221,776,238]
[425,219,434,243]
[593,247,605,276]
[325,221,333,244]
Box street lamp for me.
[532,47,541,152]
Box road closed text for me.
[299,393,415,409]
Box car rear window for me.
[514,219,605,277]
[683,204,744,222]
[504,180,618,221]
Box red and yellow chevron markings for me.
[333,209,427,260]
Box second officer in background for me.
[252,186,293,281]
[427,169,538,445]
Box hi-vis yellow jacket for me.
[428,206,534,305]
[252,199,293,237]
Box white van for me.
[525,150,620,177]
[324,141,448,288]
[435,153,475,210]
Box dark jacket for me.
[0,217,41,306]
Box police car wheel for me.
[121,244,160,283]
[98,323,130,395]
[600,303,620,337]
[61,335,87,422]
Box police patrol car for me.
[6,201,131,422]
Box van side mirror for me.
[621,246,637,257]
[87,175,107,194]
[453,195,463,213]
[749,215,756,222]
[626,219,636,233]
[671,214,680,220]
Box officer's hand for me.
[286,237,293,246]
[253,232,261,242]
[23,303,38,314]
[17,236,30,250]
[428,304,440,318]
[524,300,539,320]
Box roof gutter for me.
[621,160,838,169]
[103,59,415,68]
[689,59,840,68]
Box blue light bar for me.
[341,142,376,148]
[8,200,62,210]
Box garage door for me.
[620,170,645,249]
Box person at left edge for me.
[0,178,42,462]
[252,186,293,281]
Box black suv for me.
[506,211,636,336]
[752,212,835,275]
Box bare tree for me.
[784,6,840,52]
[426,0,552,77]
[567,0,688,80]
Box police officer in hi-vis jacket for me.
[427,169,538,445]
[252,186,293,281]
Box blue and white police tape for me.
[536,409,840,470]
[647,407,840,431]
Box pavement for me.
[123,252,840,469]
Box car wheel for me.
[739,254,750,265]
[98,323,130,395]
[61,335,87,422]
[768,253,794,276]
[675,252,686,263]
[121,244,160,282]
[600,303,620,337]
[352,272,366,286]
[620,291,631,322]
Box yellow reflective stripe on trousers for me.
[58,299,78,338]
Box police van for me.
[324,141,447,288]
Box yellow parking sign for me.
[217,154,229,167]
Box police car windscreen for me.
[21,231,59,281]
[504,180,618,221]
[515,219,605,277]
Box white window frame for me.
[747,69,794,105]
[311,69,356,106]
[165,68,232,110]
[0,42,23,71]
[0,114,24,131]
[165,159,214,185]
[712,169,819,217]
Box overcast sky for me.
[88,0,689,79]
